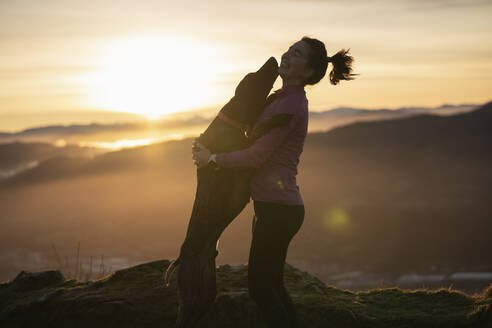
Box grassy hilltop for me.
[1,259,491,328]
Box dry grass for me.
[50,241,112,281]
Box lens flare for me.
[322,207,351,233]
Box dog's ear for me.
[250,113,294,142]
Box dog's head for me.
[222,57,279,127]
[235,57,278,99]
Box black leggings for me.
[248,200,305,328]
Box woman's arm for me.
[214,112,299,169]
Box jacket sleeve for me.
[215,112,299,169]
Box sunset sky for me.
[1,0,491,132]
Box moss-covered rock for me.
[0,259,490,327]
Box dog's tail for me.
[163,256,180,287]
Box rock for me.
[11,270,65,291]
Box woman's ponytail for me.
[327,48,358,85]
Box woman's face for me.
[278,40,314,84]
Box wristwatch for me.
[208,154,219,170]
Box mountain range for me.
[0,103,480,146]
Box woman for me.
[192,36,356,328]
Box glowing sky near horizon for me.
[1,0,491,130]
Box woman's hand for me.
[192,140,211,168]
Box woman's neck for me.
[282,79,304,89]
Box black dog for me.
[165,57,294,328]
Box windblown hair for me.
[301,36,358,86]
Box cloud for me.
[256,0,492,10]
[0,66,94,80]
[404,0,492,10]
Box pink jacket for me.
[216,84,308,205]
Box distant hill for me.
[1,260,490,327]
[0,117,210,145]
[0,142,101,170]
[309,102,478,118]
[307,100,492,156]
[0,138,189,188]
[0,103,481,146]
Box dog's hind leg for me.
[174,224,220,328]
[173,211,242,328]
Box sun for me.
[86,37,224,119]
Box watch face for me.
[209,159,219,170]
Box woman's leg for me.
[248,200,304,328]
